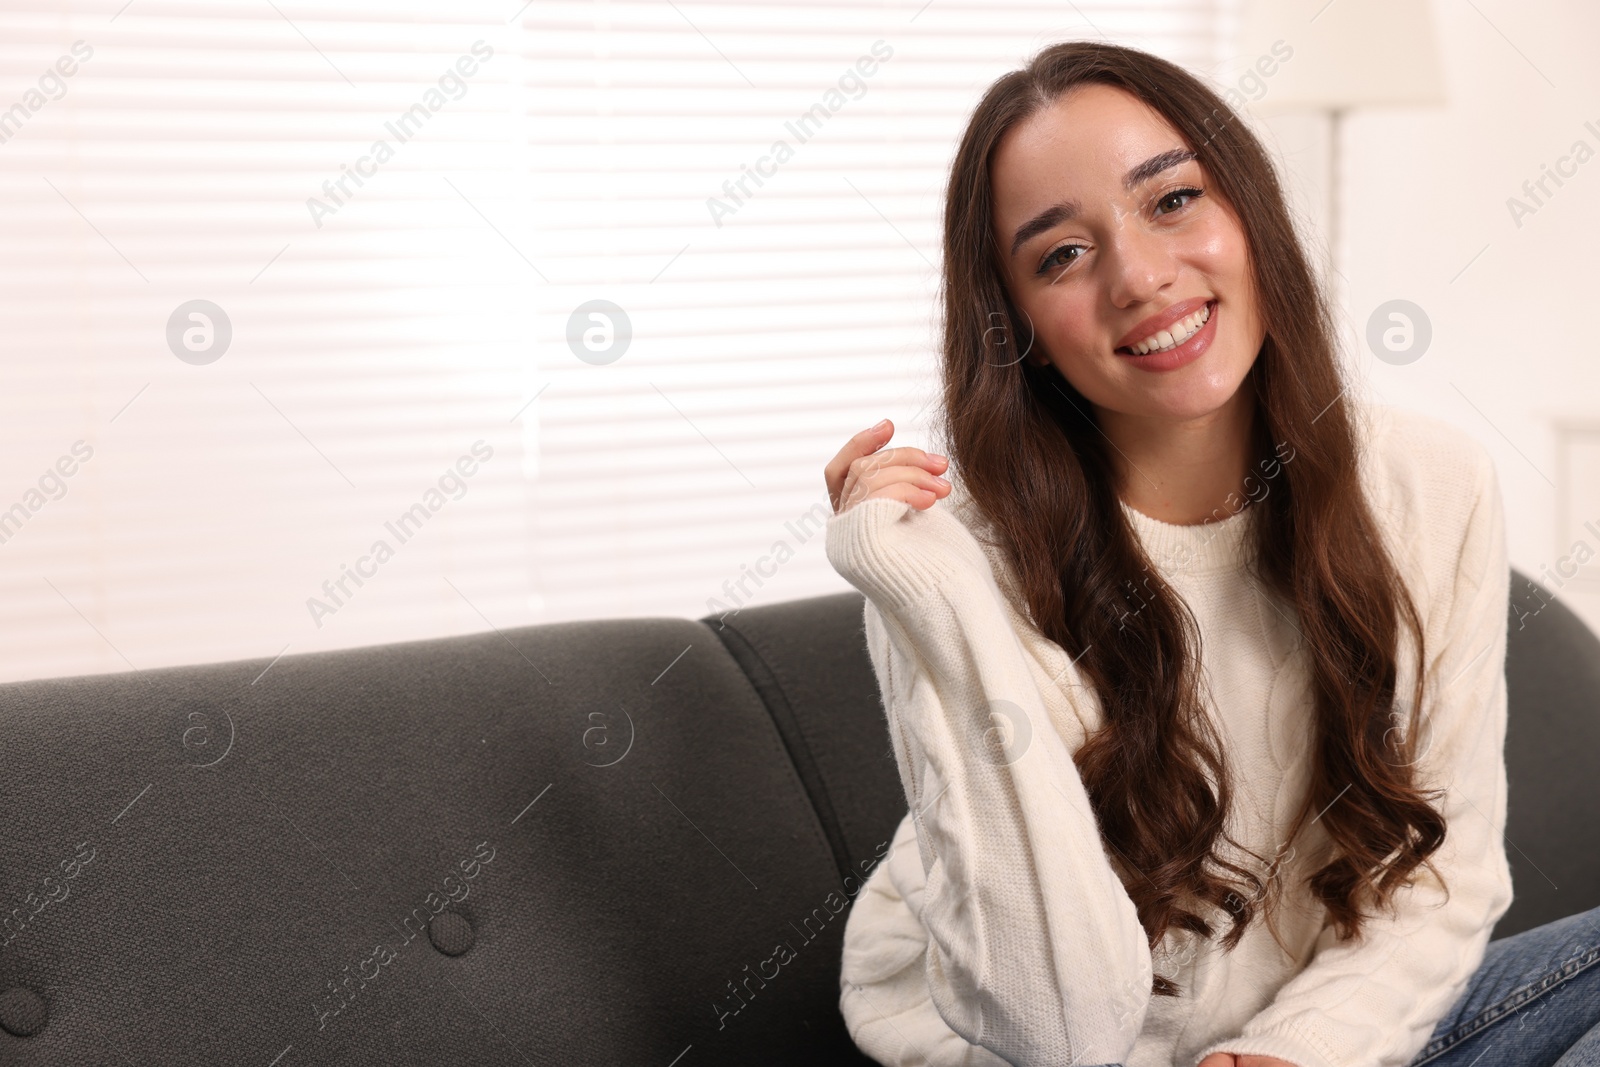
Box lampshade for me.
[1235,0,1447,113]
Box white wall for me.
[1247,0,1600,634]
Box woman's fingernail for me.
[871,418,889,431]
[935,477,950,488]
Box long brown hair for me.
[934,40,1442,996]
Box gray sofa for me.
[0,568,1594,1065]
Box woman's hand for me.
[1196,1055,1301,1067]
[824,418,951,515]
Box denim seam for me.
[1409,943,1600,1064]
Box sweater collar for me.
[946,467,1257,576]
[1118,496,1256,576]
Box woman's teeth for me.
[1126,301,1212,355]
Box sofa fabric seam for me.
[700,616,856,887]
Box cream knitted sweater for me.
[825,401,1513,1067]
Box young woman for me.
[821,41,1600,1067]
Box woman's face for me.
[990,83,1266,422]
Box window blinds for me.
[0,0,1232,683]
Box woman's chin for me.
[1122,379,1251,422]
[1133,356,1253,415]
[1066,355,1252,423]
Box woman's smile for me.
[1114,297,1218,372]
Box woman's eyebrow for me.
[1008,147,1199,258]
[1123,147,1197,193]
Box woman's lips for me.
[1114,299,1218,372]
[1113,295,1213,352]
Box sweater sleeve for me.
[1194,445,1515,1067]
[827,493,1155,1066]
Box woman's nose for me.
[1102,222,1179,308]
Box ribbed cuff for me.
[1195,1018,1345,1067]
[825,496,980,611]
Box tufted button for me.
[0,988,46,1036]
[428,912,475,957]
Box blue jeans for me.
[1406,903,1600,1066]
[1084,902,1600,1067]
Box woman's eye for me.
[1037,244,1084,275]
[1155,186,1203,215]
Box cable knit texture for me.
[826,401,1514,1067]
